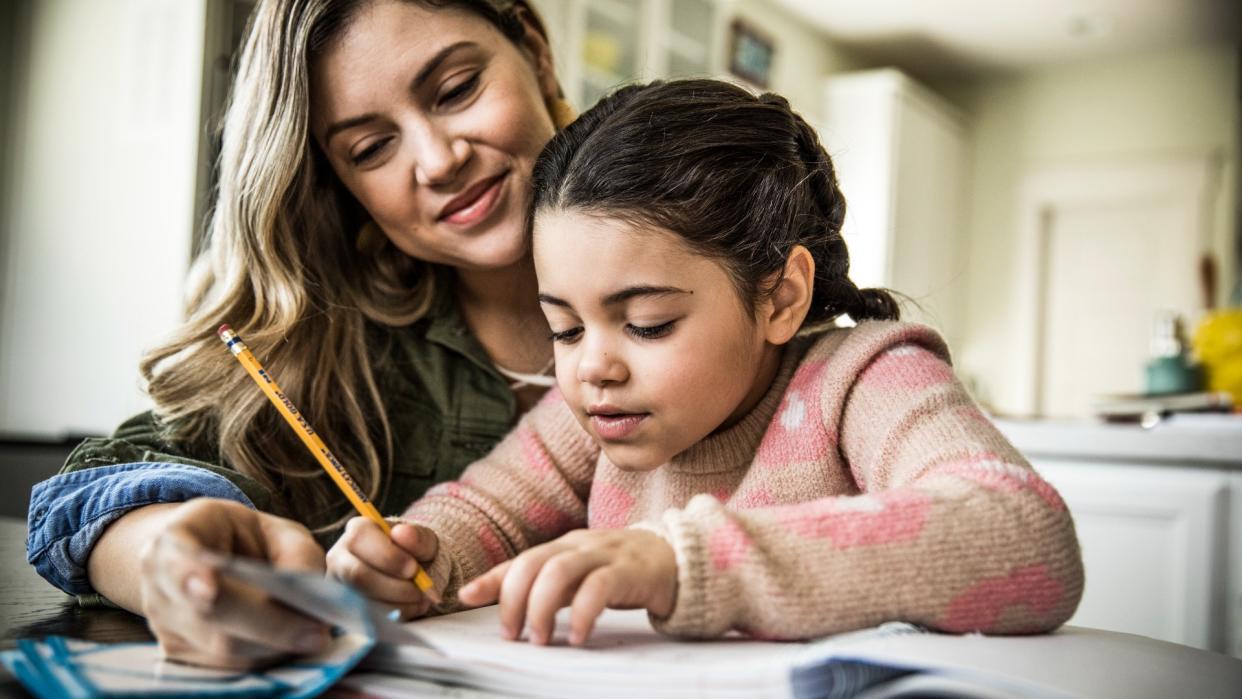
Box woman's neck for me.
[453,256,551,375]
[454,256,540,316]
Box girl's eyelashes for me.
[549,321,677,344]
[627,320,676,340]
[549,327,582,344]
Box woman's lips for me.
[440,174,506,226]
[589,413,648,440]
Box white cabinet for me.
[819,69,969,348]
[1032,460,1231,652]
[997,418,1242,657]
[534,0,725,110]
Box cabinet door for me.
[1032,460,1230,652]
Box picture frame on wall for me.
[728,19,774,88]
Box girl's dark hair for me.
[531,79,899,326]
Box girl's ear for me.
[763,245,814,345]
[515,7,562,103]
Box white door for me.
[1010,157,1221,417]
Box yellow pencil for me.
[217,324,441,605]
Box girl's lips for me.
[589,413,648,440]
[441,174,506,226]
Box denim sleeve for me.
[26,463,255,596]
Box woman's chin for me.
[390,232,530,272]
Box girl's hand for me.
[325,516,440,620]
[457,529,677,646]
[125,499,331,670]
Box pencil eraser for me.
[218,324,232,337]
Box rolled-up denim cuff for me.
[26,463,254,596]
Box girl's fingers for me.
[496,544,569,640]
[458,561,510,608]
[390,522,439,562]
[328,549,426,605]
[567,567,616,646]
[338,517,420,578]
[525,550,605,645]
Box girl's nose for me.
[411,124,471,187]
[577,341,628,387]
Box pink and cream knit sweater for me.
[402,321,1084,640]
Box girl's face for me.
[310,0,558,271]
[533,210,782,471]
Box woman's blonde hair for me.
[141,0,550,531]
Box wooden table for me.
[0,517,151,697]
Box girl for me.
[27,0,576,669]
[328,79,1085,645]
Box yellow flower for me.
[1194,309,1242,404]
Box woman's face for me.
[310,0,558,271]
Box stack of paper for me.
[352,606,1242,699]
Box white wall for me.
[944,43,1239,414]
[0,0,207,436]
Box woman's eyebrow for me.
[322,41,479,144]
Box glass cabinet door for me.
[665,0,714,78]
[580,0,642,106]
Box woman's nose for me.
[410,124,471,186]
[577,340,628,387]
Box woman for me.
[26,0,572,669]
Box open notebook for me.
[5,555,1240,698]
[354,605,1242,699]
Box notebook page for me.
[363,607,803,698]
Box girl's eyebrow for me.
[322,41,478,145]
[538,286,691,309]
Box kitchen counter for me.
[993,414,1242,467]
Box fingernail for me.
[185,575,214,601]
[569,630,582,646]
[501,625,517,641]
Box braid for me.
[768,93,900,323]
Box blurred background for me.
[0,0,1239,657]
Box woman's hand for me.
[457,529,677,646]
[325,516,440,620]
[90,498,332,670]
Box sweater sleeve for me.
[400,389,600,611]
[649,332,1084,640]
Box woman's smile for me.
[439,171,508,227]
